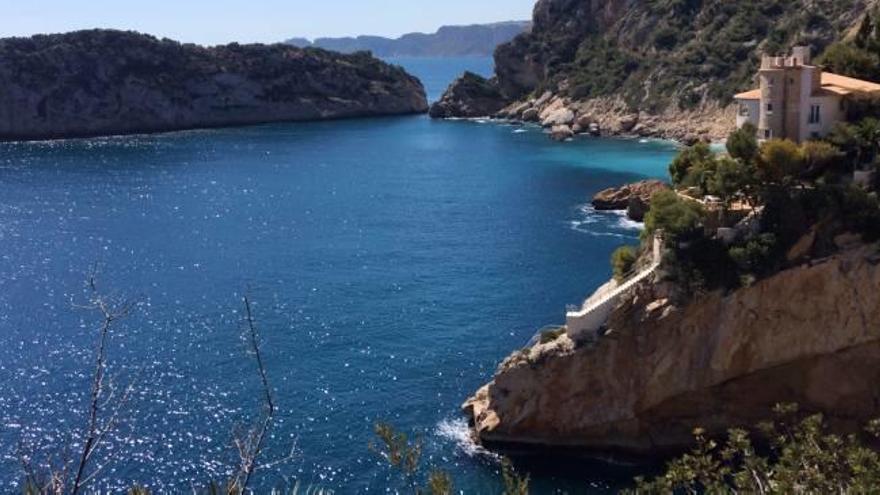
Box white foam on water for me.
[513,129,528,134]
[611,210,645,231]
[435,417,499,460]
[569,204,644,237]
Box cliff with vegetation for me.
[433,0,879,139]
[286,21,531,57]
[465,241,880,455]
[465,108,880,461]
[0,30,428,141]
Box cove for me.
[0,58,677,493]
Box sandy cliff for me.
[0,30,428,141]
[465,243,880,456]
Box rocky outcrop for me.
[592,180,669,215]
[465,243,880,456]
[429,72,506,118]
[0,30,428,141]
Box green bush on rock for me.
[611,246,638,281]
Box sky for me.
[1,0,537,46]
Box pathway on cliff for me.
[565,233,663,342]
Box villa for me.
[735,46,880,143]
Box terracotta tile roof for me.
[821,72,880,93]
[735,72,880,100]
[814,86,851,97]
[734,89,761,100]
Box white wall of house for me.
[802,95,844,141]
[736,99,759,129]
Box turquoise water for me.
[0,58,677,492]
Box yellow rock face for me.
[465,244,880,455]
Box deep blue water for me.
[0,58,676,493]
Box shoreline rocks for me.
[0,30,429,142]
[592,180,670,221]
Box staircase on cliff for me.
[565,233,664,343]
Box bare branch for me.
[229,295,287,494]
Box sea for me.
[0,56,677,493]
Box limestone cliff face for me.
[0,30,428,141]
[465,243,880,455]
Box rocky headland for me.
[428,72,507,119]
[0,30,429,141]
[431,0,877,141]
[465,241,880,456]
[592,180,670,221]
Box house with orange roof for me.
[734,46,880,143]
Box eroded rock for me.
[592,180,670,212]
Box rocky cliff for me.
[287,21,532,58]
[0,30,428,141]
[434,0,877,140]
[465,242,880,456]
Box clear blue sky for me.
[2,0,537,45]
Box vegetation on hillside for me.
[820,8,880,82]
[648,118,880,296]
[497,0,866,110]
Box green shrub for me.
[539,327,566,345]
[629,405,880,494]
[669,142,714,186]
[611,246,638,281]
[801,140,845,179]
[817,42,880,82]
[728,233,779,277]
[726,123,758,163]
[758,139,805,184]
[644,190,706,240]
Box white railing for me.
[565,233,664,343]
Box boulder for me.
[509,101,532,119]
[618,114,639,132]
[522,108,540,122]
[429,71,507,119]
[534,91,554,108]
[539,98,565,122]
[588,123,601,136]
[576,114,594,128]
[550,124,574,141]
[541,107,575,127]
[592,180,670,211]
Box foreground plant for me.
[628,404,880,494]
[371,423,529,494]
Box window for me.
[809,105,821,124]
[764,129,772,139]
[739,104,750,117]
[766,103,774,114]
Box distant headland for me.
[286,21,532,58]
[0,29,428,142]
